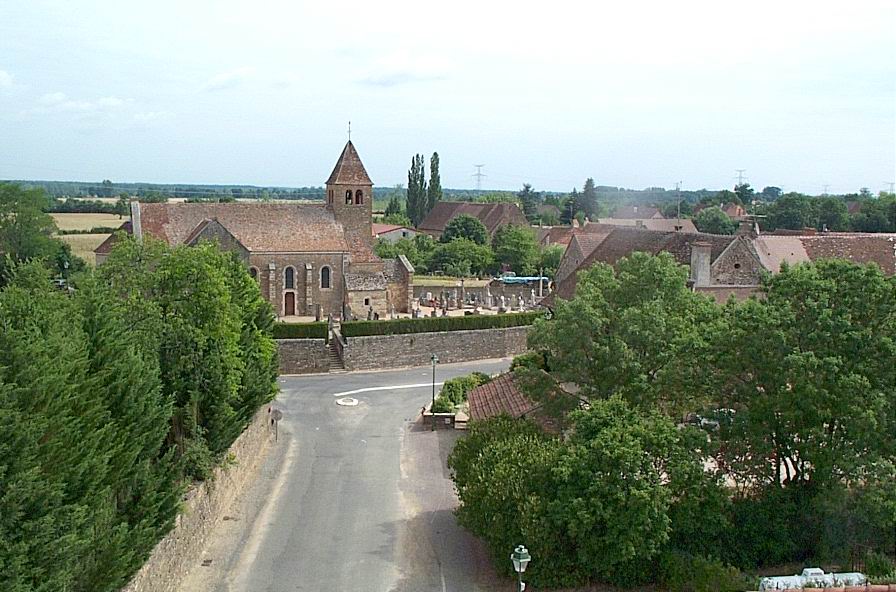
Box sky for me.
[1,0,894,195]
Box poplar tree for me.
[427,152,442,216]
[407,154,427,227]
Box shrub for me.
[440,372,491,406]
[342,311,542,337]
[510,351,547,372]
[273,322,328,339]
[659,552,752,592]
[431,396,455,413]
[865,550,896,578]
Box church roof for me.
[137,202,349,253]
[326,141,373,186]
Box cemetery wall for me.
[120,406,273,592]
[342,325,529,371]
[277,338,330,374]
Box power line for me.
[735,169,747,186]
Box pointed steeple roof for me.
[326,140,373,186]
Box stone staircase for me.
[327,340,345,372]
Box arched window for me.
[249,267,258,281]
[345,190,352,204]
[320,266,331,289]
[328,189,334,204]
[355,189,363,205]
[284,266,295,289]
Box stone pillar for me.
[268,262,277,315]
[305,263,313,315]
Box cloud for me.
[0,70,13,90]
[24,93,131,117]
[356,52,452,88]
[202,67,253,92]
[133,110,167,122]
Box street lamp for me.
[430,354,439,431]
[511,545,531,591]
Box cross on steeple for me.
[348,120,351,141]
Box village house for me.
[418,201,528,239]
[372,222,419,243]
[95,141,413,319]
[546,221,896,305]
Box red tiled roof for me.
[468,373,538,421]
[137,203,349,253]
[800,233,896,274]
[418,201,528,236]
[596,218,698,233]
[94,220,132,254]
[372,223,414,236]
[326,141,373,186]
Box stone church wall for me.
[120,406,274,592]
[276,339,330,374]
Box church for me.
[95,141,414,319]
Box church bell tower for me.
[326,140,373,244]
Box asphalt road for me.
[178,359,511,592]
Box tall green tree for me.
[491,225,538,275]
[766,193,817,230]
[693,207,736,234]
[518,183,539,222]
[428,238,493,277]
[427,152,442,216]
[816,196,849,231]
[578,178,598,218]
[407,154,427,226]
[0,183,82,286]
[441,214,488,245]
[734,183,754,204]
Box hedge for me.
[273,322,328,340]
[342,311,543,337]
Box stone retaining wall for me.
[120,406,273,592]
[342,325,529,371]
[277,338,329,374]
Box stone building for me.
[95,141,413,319]
[546,222,896,305]
[418,201,528,239]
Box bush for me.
[342,311,542,337]
[865,550,896,578]
[440,372,491,406]
[659,552,752,592]
[273,322,328,339]
[510,351,547,372]
[431,396,455,413]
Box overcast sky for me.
[1,0,894,194]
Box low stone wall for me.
[342,325,529,371]
[121,406,274,592]
[277,338,329,374]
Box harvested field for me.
[52,213,125,231]
[60,233,110,266]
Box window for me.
[328,189,334,204]
[355,189,363,205]
[363,297,370,307]
[284,266,295,289]
[320,266,331,289]
[345,190,353,204]
[249,267,258,280]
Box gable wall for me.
[711,238,764,286]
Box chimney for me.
[736,219,758,238]
[130,201,143,242]
[689,241,712,287]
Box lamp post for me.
[430,353,439,431]
[511,545,531,591]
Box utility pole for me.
[472,164,486,198]
[675,180,682,219]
